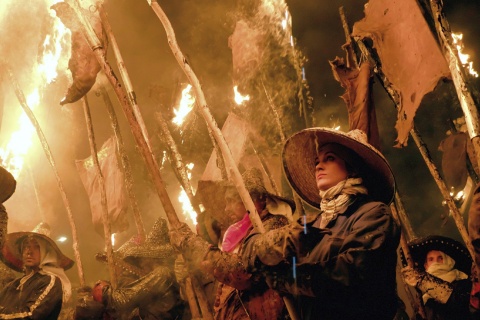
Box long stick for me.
[81,96,117,288]
[146,0,264,233]
[97,3,152,152]
[349,21,475,255]
[99,86,146,241]
[66,0,181,229]
[2,61,85,286]
[428,0,480,170]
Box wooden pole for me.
[97,3,152,152]
[146,0,264,233]
[428,0,480,170]
[155,112,200,214]
[261,81,304,217]
[99,86,146,242]
[2,61,86,287]
[81,96,117,288]
[348,17,475,258]
[66,0,182,229]
[146,2,299,318]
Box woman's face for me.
[315,144,349,191]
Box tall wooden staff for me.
[81,96,117,287]
[98,86,146,241]
[145,0,264,233]
[145,2,299,319]
[428,0,480,170]
[2,61,86,287]
[65,0,181,229]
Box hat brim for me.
[282,128,395,207]
[0,232,74,272]
[0,166,16,203]
[407,235,472,275]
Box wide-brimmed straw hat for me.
[1,223,74,272]
[0,166,16,203]
[197,167,296,223]
[407,235,472,275]
[282,128,395,207]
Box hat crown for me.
[32,222,52,238]
[241,167,268,195]
[346,129,369,146]
[146,218,169,245]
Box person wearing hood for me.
[171,167,296,319]
[238,128,401,319]
[0,222,74,319]
[401,235,472,320]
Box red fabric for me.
[222,213,252,253]
[76,137,129,235]
[352,0,450,147]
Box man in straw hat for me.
[235,128,400,319]
[0,222,74,319]
[170,167,296,319]
[401,235,472,320]
[81,217,185,320]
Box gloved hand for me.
[75,285,106,319]
[169,222,210,266]
[401,267,453,304]
[401,266,424,287]
[253,217,330,266]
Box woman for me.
[243,128,401,319]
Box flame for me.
[172,84,195,126]
[452,32,478,78]
[0,1,70,178]
[234,86,250,105]
[111,233,116,247]
[178,162,197,225]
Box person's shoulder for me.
[353,199,393,219]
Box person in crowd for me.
[0,166,16,290]
[467,182,480,318]
[76,217,185,320]
[401,235,472,320]
[171,128,400,320]
[0,222,74,319]
[171,167,296,319]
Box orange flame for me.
[172,84,195,126]
[0,1,70,178]
[178,163,197,225]
[452,32,478,78]
[233,86,250,105]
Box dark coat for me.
[424,278,472,320]
[0,272,63,319]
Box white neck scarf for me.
[318,177,368,228]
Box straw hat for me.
[0,166,16,203]
[197,167,296,224]
[406,235,472,275]
[282,128,395,207]
[0,222,74,272]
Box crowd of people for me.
[1,127,480,319]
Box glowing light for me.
[178,188,197,225]
[234,86,250,105]
[172,84,195,126]
[0,1,70,178]
[186,162,194,179]
[57,236,67,242]
[111,233,116,247]
[452,32,478,78]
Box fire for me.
[452,32,478,78]
[234,86,250,105]
[172,84,195,126]
[0,0,70,178]
[178,163,197,225]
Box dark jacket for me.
[246,197,400,320]
[0,272,63,319]
[424,278,471,320]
